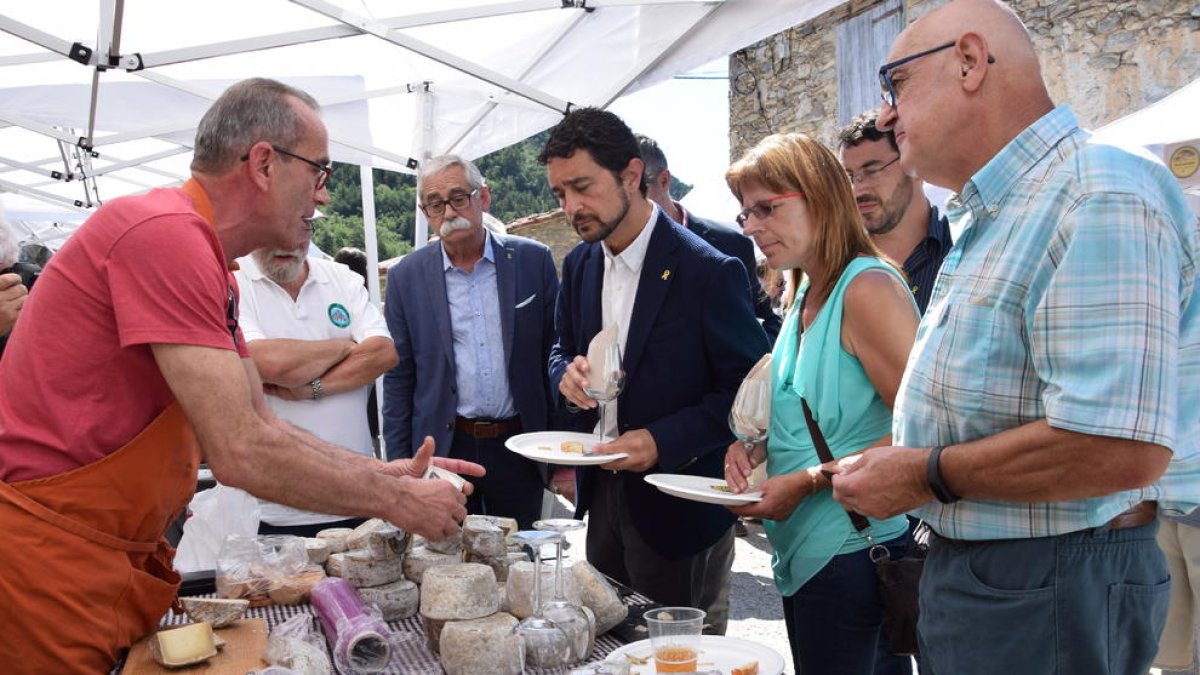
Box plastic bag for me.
[175,484,261,573]
[263,614,334,675]
[216,535,326,605]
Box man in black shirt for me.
[838,110,951,315]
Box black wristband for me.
[926,445,961,504]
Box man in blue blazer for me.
[637,134,782,344]
[542,109,770,634]
[382,155,559,529]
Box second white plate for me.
[645,473,763,506]
[606,635,785,675]
[505,431,629,466]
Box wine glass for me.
[534,518,592,663]
[508,530,572,669]
[729,378,771,451]
[584,341,625,442]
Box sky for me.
[608,59,743,225]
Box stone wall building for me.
[728,0,1199,160]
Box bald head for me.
[878,0,1054,190]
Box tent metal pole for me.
[360,164,382,309]
[413,82,433,250]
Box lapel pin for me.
[661,270,671,281]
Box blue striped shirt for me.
[902,206,952,315]
[896,105,1200,540]
[442,232,516,420]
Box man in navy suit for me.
[541,109,770,634]
[636,134,781,344]
[382,155,559,529]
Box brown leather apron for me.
[0,402,198,673]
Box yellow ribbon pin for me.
[661,270,671,281]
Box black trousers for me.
[586,469,734,634]
[448,429,545,530]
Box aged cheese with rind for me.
[426,528,464,555]
[506,561,582,620]
[403,546,460,584]
[419,563,499,620]
[315,527,354,554]
[463,514,518,541]
[462,518,506,558]
[439,612,522,675]
[358,579,419,621]
[148,622,218,668]
[346,518,410,560]
[422,614,448,654]
[571,560,628,634]
[325,551,404,588]
[466,550,527,583]
[179,597,249,628]
[304,537,331,565]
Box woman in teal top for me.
[724,133,920,674]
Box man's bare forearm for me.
[247,338,354,388]
[316,336,398,396]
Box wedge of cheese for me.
[147,622,218,668]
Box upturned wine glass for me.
[584,341,625,442]
[509,530,572,669]
[729,377,771,451]
[534,518,592,663]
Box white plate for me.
[606,635,785,675]
[644,473,763,506]
[505,431,629,466]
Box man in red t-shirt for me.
[0,78,482,673]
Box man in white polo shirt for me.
[235,236,398,537]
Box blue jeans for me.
[783,533,912,674]
[918,519,1169,675]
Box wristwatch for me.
[926,445,961,504]
[310,378,325,401]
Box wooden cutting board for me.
[122,618,269,674]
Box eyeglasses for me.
[846,156,901,186]
[878,40,995,107]
[420,189,479,218]
[241,144,333,190]
[736,192,804,227]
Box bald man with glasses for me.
[837,110,951,314]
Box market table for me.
[116,578,658,674]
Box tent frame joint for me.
[68,42,93,65]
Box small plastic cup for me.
[644,606,705,673]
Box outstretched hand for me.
[382,436,486,496]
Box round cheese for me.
[403,546,460,584]
[419,563,499,620]
[358,579,419,621]
[325,551,405,588]
[505,561,582,620]
[570,560,628,634]
[439,612,522,675]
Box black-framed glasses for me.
[878,40,995,107]
[846,156,901,186]
[240,145,332,190]
[420,189,479,218]
[736,192,804,227]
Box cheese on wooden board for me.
[325,551,405,588]
[179,597,249,628]
[403,546,460,584]
[419,563,499,620]
[570,560,628,634]
[358,579,420,621]
[439,612,522,675]
[148,622,218,668]
[315,527,354,554]
[505,561,582,619]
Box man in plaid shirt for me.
[831,1,1200,673]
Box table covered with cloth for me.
[116,582,657,674]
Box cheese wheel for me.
[346,518,410,560]
[358,579,419,621]
[462,519,506,558]
[315,527,355,554]
[419,563,499,620]
[422,614,448,654]
[325,551,405,588]
[439,613,522,675]
[466,550,527,583]
[403,546,460,584]
[426,529,464,555]
[505,561,582,620]
[463,514,518,541]
[570,560,628,634]
[304,538,332,565]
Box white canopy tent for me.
[0,0,844,297]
